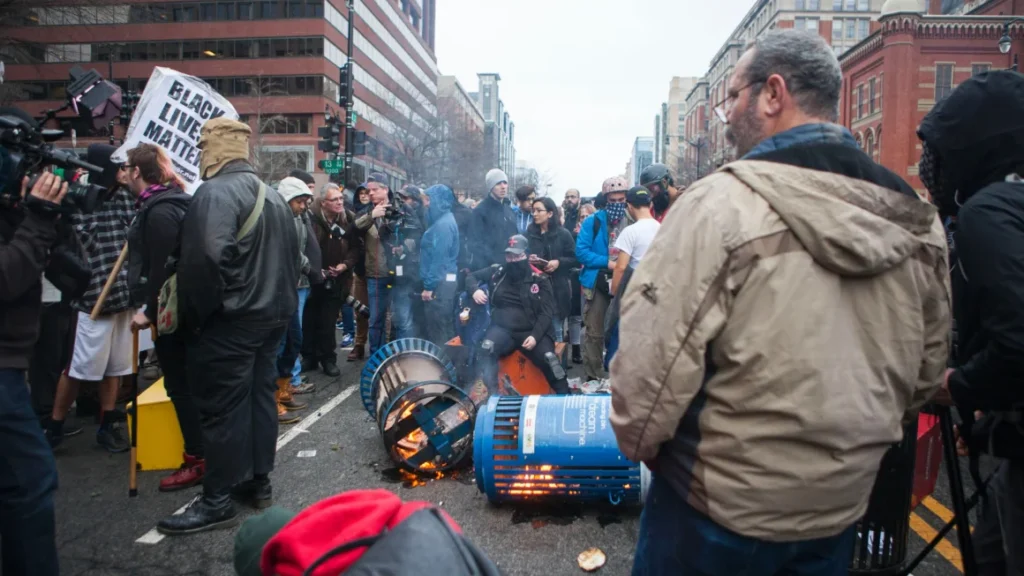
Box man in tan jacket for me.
[610,29,951,575]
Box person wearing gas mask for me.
[575,176,629,381]
[918,70,1024,576]
[0,167,69,576]
[638,163,683,222]
[468,235,568,395]
[160,117,299,536]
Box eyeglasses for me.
[531,207,549,214]
[713,79,764,124]
[566,195,578,200]
[325,197,343,203]
[119,164,133,171]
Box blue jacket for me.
[575,210,610,290]
[420,185,460,291]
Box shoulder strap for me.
[238,182,266,240]
[592,213,602,239]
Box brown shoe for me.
[276,378,307,411]
[347,346,365,362]
[277,402,301,424]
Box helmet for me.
[639,163,674,189]
[601,176,628,194]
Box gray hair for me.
[320,182,340,198]
[742,29,842,122]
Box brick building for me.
[838,0,1023,196]
[0,0,438,186]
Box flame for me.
[501,465,567,496]
[400,402,416,420]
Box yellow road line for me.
[910,511,963,572]
[924,496,954,524]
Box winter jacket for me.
[450,200,475,270]
[469,194,517,268]
[469,264,556,344]
[563,204,580,235]
[127,186,190,323]
[0,206,60,369]
[526,223,578,320]
[178,160,299,332]
[512,205,532,234]
[575,210,629,291]
[302,214,322,287]
[610,141,950,542]
[70,187,136,315]
[309,198,358,293]
[354,203,397,280]
[420,185,460,292]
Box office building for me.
[469,72,516,182]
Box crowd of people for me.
[2,26,1022,576]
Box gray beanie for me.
[485,168,508,193]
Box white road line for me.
[136,385,357,545]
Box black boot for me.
[572,345,582,365]
[321,361,340,378]
[231,475,273,509]
[156,492,238,535]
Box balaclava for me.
[198,117,251,179]
[918,142,959,219]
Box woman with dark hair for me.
[526,197,577,343]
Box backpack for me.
[156,182,266,336]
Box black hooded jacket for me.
[918,71,1024,457]
[525,222,577,320]
[127,186,190,323]
[469,194,517,268]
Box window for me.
[796,0,806,8]
[833,19,843,39]
[833,0,843,9]
[258,115,311,134]
[845,0,856,9]
[869,78,876,113]
[866,132,875,157]
[796,17,820,31]
[935,64,953,101]
[846,19,857,38]
[200,2,215,19]
[260,149,310,182]
[972,63,991,76]
[877,73,883,111]
[857,0,869,9]
[857,85,865,118]
[216,2,235,19]
[238,2,253,18]
[858,19,869,38]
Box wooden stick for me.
[90,244,129,321]
[128,327,139,498]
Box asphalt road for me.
[50,345,975,576]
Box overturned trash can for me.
[361,338,476,473]
[849,416,920,575]
[474,394,649,505]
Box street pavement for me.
[51,345,976,576]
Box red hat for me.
[261,489,461,576]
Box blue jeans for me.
[634,476,855,576]
[553,316,564,343]
[0,369,59,576]
[390,281,416,340]
[277,287,308,385]
[341,303,355,336]
[367,277,392,355]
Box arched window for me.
[855,132,864,151]
[875,128,882,159]
[866,130,875,158]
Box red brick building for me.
[0,0,438,185]
[839,0,1023,195]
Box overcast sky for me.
[434,0,754,203]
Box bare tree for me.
[377,85,446,185]
[245,75,299,184]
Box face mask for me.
[606,202,626,224]
[919,142,958,218]
[507,259,530,278]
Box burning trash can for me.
[361,338,476,473]
[474,395,650,505]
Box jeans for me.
[341,303,354,336]
[390,281,416,340]
[553,316,564,343]
[568,315,582,346]
[424,282,457,347]
[0,369,59,576]
[290,287,309,383]
[367,277,393,355]
[633,476,855,576]
[279,287,308,381]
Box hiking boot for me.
[321,361,340,378]
[157,494,238,535]
[159,453,205,492]
[230,476,273,510]
[277,402,301,424]
[97,422,130,453]
[276,378,306,411]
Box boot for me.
[321,360,340,378]
[276,378,306,411]
[277,401,301,425]
[231,475,273,509]
[159,453,205,492]
[156,493,238,535]
[572,344,582,365]
[347,346,365,362]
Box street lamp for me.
[998,18,1024,70]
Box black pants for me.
[974,458,1024,576]
[302,284,343,366]
[424,283,456,347]
[479,326,568,394]
[187,317,285,496]
[155,333,203,458]
[28,302,74,418]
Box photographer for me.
[354,173,400,355]
[918,71,1024,576]
[1,171,67,576]
[391,185,427,341]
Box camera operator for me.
[391,185,427,341]
[354,173,400,355]
[918,71,1024,576]
[0,171,67,576]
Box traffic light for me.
[338,63,350,107]
[318,115,340,153]
[352,130,367,156]
[119,89,140,127]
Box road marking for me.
[910,511,963,572]
[923,496,954,524]
[136,385,357,545]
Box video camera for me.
[0,66,124,214]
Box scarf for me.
[136,183,170,208]
[606,202,627,226]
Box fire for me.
[400,402,416,420]
[502,465,568,495]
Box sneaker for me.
[43,420,84,449]
[291,381,316,395]
[97,422,130,453]
[141,364,162,380]
[339,333,354,348]
[335,320,345,330]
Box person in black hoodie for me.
[124,143,205,493]
[918,70,1024,576]
[469,169,518,268]
[526,197,577,344]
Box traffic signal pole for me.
[343,0,356,186]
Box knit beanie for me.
[485,169,508,194]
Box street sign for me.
[318,158,345,174]
[350,111,358,125]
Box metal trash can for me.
[474,394,650,505]
[360,338,459,417]
[849,417,920,575]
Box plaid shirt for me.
[70,187,136,315]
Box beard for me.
[725,104,766,158]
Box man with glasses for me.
[562,188,581,233]
[612,29,950,575]
[575,176,628,381]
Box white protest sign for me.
[112,67,237,195]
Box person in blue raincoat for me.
[419,185,460,346]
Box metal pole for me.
[343,0,356,185]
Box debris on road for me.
[297,450,316,458]
[577,548,606,572]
